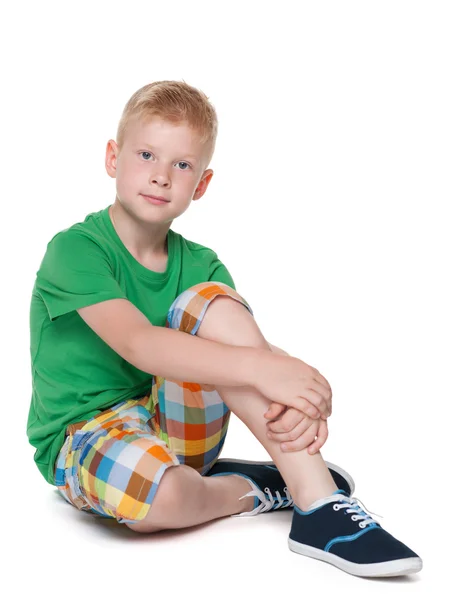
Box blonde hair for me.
[116,80,218,168]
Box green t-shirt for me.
[27,204,236,486]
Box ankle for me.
[293,482,339,511]
[203,474,255,515]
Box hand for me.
[264,402,329,455]
[252,351,332,419]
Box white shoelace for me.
[232,480,295,517]
[309,492,384,528]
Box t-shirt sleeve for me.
[36,230,128,321]
[208,252,237,290]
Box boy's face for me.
[106,116,214,221]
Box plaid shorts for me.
[54,282,254,525]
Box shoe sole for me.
[288,537,423,577]
[212,459,356,496]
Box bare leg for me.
[126,464,256,533]
[196,296,339,510]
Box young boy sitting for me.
[27,80,422,579]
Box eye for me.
[176,161,191,171]
[140,151,153,161]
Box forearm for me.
[131,324,264,387]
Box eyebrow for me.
[139,143,198,161]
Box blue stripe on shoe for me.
[324,523,380,552]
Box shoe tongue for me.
[307,489,350,511]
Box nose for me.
[150,165,171,187]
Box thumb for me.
[264,403,285,419]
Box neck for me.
[109,202,170,256]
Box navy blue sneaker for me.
[288,489,423,577]
[205,459,355,517]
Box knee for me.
[125,465,196,533]
[166,282,253,333]
[169,282,236,314]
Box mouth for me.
[141,194,170,204]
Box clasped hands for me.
[264,344,332,455]
[264,401,330,455]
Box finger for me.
[267,415,311,441]
[308,379,332,417]
[267,407,306,433]
[299,387,330,419]
[280,422,318,452]
[264,402,285,420]
[308,419,329,455]
[310,370,333,416]
[286,396,322,419]
[311,367,332,392]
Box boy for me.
[27,80,422,578]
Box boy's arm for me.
[77,297,270,389]
[131,325,265,388]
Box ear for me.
[105,139,119,178]
[192,169,214,201]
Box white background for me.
[2,0,448,598]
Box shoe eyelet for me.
[359,523,366,529]
[351,515,358,521]
[333,504,340,511]
[264,487,270,493]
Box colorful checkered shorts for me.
[54,282,254,525]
